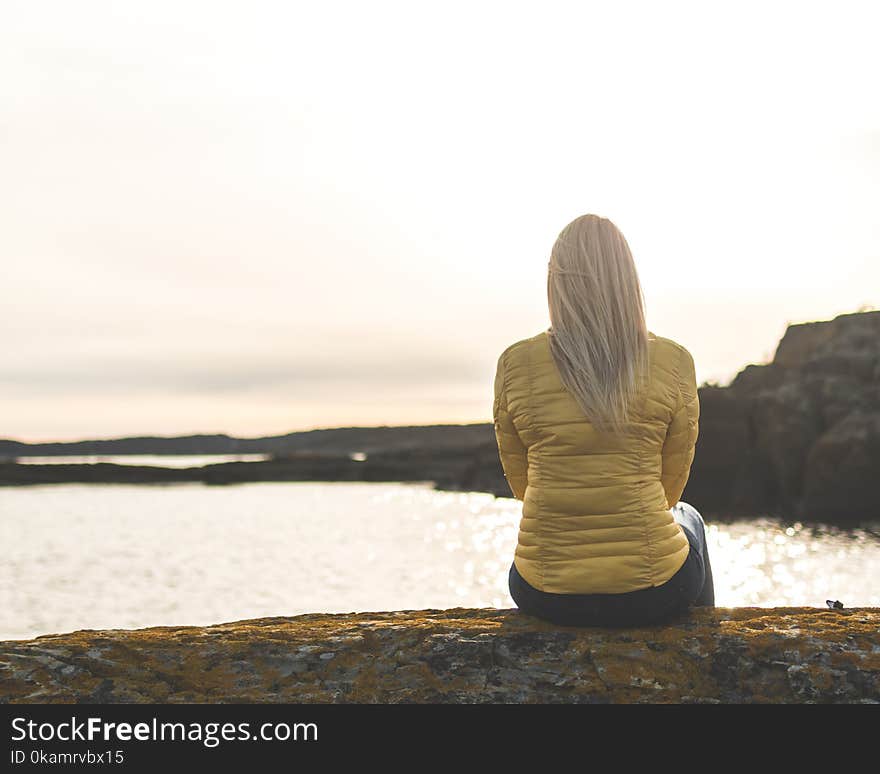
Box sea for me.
[2,465,878,640]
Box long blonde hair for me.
[547,214,649,434]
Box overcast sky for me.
[3,1,878,442]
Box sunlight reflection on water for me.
[1,482,877,640]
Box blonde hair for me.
[547,214,649,434]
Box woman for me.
[493,213,715,627]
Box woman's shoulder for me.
[647,331,695,382]
[648,330,692,359]
[499,329,694,376]
[497,329,551,365]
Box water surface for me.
[13,454,269,468]
[2,481,877,640]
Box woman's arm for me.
[493,351,529,500]
[660,346,700,509]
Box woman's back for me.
[493,328,699,595]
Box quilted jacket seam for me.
[526,338,546,590]
[636,441,654,586]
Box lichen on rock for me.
[1,607,878,703]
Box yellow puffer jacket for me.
[493,330,699,595]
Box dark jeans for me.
[508,501,715,627]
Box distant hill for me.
[0,423,495,458]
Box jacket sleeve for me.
[493,351,529,500]
[660,346,700,509]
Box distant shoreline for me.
[0,422,494,458]
[0,425,511,500]
[0,442,510,499]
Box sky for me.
[2,1,878,442]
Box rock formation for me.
[1,608,877,703]
[686,310,880,521]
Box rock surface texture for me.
[686,310,880,521]
[2,607,878,703]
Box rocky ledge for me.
[2,607,878,703]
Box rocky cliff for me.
[1,607,878,703]
[686,310,880,521]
